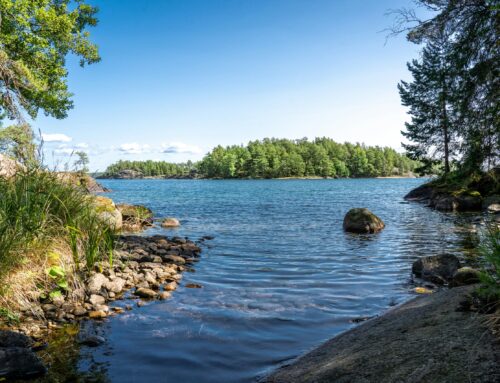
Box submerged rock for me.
[0,347,47,380]
[412,254,461,284]
[343,208,385,233]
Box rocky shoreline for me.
[0,233,209,380]
[264,285,500,383]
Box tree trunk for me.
[441,78,450,174]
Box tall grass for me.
[0,167,115,282]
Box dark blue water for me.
[83,179,466,382]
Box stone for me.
[158,291,172,300]
[0,330,33,348]
[451,267,481,287]
[164,254,186,264]
[185,283,202,288]
[88,310,107,319]
[412,254,461,284]
[161,217,181,228]
[0,347,47,380]
[104,277,126,293]
[404,184,434,201]
[164,282,177,292]
[87,273,109,294]
[343,208,385,233]
[134,287,157,299]
[89,294,106,306]
[116,204,153,232]
[73,306,87,316]
[78,335,105,347]
[487,203,500,213]
[93,196,122,230]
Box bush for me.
[0,167,115,281]
[476,223,500,311]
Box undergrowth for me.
[0,167,115,285]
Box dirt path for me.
[265,285,499,383]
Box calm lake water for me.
[65,179,470,382]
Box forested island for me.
[100,138,419,179]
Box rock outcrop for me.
[343,208,385,233]
[0,330,46,380]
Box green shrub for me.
[0,167,115,281]
[476,223,500,310]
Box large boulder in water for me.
[412,254,461,285]
[343,208,385,233]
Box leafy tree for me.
[0,0,100,122]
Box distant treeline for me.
[102,138,419,179]
[101,160,195,178]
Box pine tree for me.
[398,37,456,174]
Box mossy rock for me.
[450,267,481,287]
[117,204,153,232]
[343,208,385,234]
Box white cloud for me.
[52,143,89,155]
[42,133,72,143]
[161,142,203,154]
[118,143,150,155]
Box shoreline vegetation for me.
[98,138,420,180]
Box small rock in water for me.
[164,282,177,291]
[79,335,105,347]
[88,310,107,319]
[161,218,180,228]
[134,287,157,299]
[185,283,202,289]
[158,291,172,300]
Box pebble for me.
[134,287,157,299]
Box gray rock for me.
[412,254,461,284]
[134,287,157,299]
[89,294,106,306]
[163,254,186,264]
[104,277,126,293]
[87,273,109,294]
[0,347,46,380]
[343,208,385,233]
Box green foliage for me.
[197,138,419,179]
[73,151,89,173]
[0,124,37,164]
[101,159,196,178]
[0,167,115,282]
[0,306,19,324]
[397,1,499,174]
[0,0,100,121]
[476,223,500,308]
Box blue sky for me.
[35,0,425,171]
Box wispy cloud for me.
[53,142,90,155]
[42,133,72,143]
[119,143,151,155]
[161,142,203,154]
